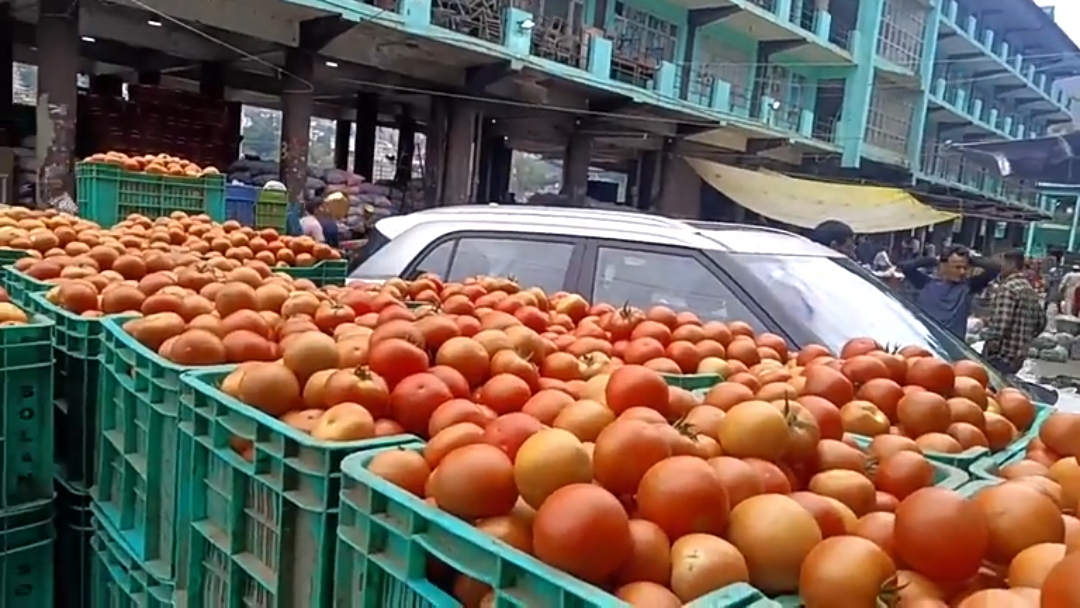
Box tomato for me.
[531,483,632,584]
[726,494,822,594]
[636,456,730,540]
[809,470,876,516]
[612,519,671,587]
[787,492,847,538]
[424,423,485,468]
[477,374,533,415]
[321,367,390,418]
[435,336,491,388]
[367,338,429,388]
[873,451,934,500]
[236,363,302,417]
[797,395,844,441]
[482,413,545,459]
[552,399,615,443]
[313,301,355,333]
[893,488,989,583]
[703,382,755,412]
[801,365,855,406]
[855,378,905,422]
[426,365,471,399]
[669,534,749,602]
[744,458,793,494]
[427,398,495,437]
[513,428,592,509]
[428,444,518,519]
[388,373,454,437]
[850,510,896,553]
[906,357,954,395]
[840,337,882,358]
[1040,549,1080,607]
[614,582,681,607]
[592,419,672,497]
[841,355,891,385]
[799,536,896,608]
[971,481,1064,565]
[367,447,431,497]
[717,400,791,461]
[604,365,669,416]
[1007,542,1065,589]
[520,389,575,425]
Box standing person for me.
[1062,265,1080,315]
[898,245,1001,337]
[809,220,856,258]
[299,192,341,248]
[983,250,1046,375]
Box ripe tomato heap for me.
[0,290,34,325]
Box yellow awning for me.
[687,158,958,233]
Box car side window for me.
[444,237,575,293]
[592,247,764,327]
[410,240,455,278]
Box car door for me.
[575,240,792,338]
[400,231,588,294]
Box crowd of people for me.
[810,220,1046,376]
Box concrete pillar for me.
[199,62,226,100]
[838,0,885,167]
[443,100,478,205]
[424,98,449,208]
[37,0,81,203]
[656,152,702,219]
[560,132,591,204]
[394,107,416,186]
[0,4,13,147]
[353,92,378,180]
[279,47,314,204]
[635,150,661,210]
[1004,222,1024,249]
[333,120,352,170]
[907,0,942,170]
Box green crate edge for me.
[967,401,1056,481]
[27,291,122,359]
[3,265,52,307]
[850,401,1054,473]
[180,366,422,456]
[0,248,30,265]
[90,510,178,607]
[338,445,777,608]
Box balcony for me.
[677,0,854,65]
[936,0,1072,121]
[919,144,1040,208]
[926,77,1049,141]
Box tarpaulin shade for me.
[687,159,960,233]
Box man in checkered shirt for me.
[983,250,1046,375]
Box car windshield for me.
[730,253,1010,388]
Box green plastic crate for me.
[850,401,1053,474]
[0,248,30,266]
[968,412,1054,481]
[94,316,205,582]
[55,475,92,608]
[28,293,109,489]
[0,499,54,607]
[661,373,723,401]
[2,266,51,309]
[277,259,348,286]
[179,367,419,608]
[91,513,177,608]
[255,189,289,231]
[336,445,778,608]
[0,314,54,511]
[75,162,226,227]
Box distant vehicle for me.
[349,205,1067,407]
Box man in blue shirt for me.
[899,245,1000,337]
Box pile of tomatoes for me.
[80,266,1062,607]
[2,209,339,298]
[0,289,32,325]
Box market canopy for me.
[686,159,959,233]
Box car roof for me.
[375,205,844,257]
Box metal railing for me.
[920,144,1041,207]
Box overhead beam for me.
[993,85,1027,95]
[299,16,356,52]
[464,61,512,93]
[12,20,194,72]
[973,69,1006,78]
[759,39,807,58]
[687,7,740,28]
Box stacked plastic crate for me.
[0,312,56,607]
